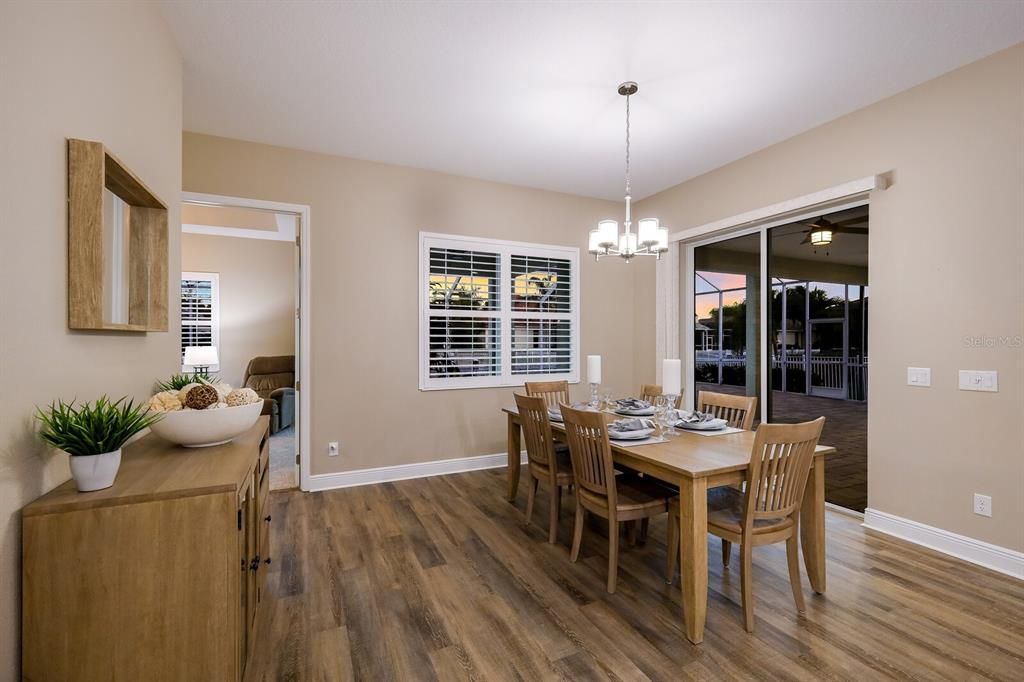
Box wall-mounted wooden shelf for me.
[67,138,168,331]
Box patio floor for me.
[696,382,867,512]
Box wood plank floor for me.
[245,469,1024,681]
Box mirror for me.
[102,188,131,325]
[67,138,168,332]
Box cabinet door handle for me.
[250,556,260,572]
[264,557,272,565]
[264,515,272,523]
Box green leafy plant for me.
[155,373,219,392]
[36,396,163,457]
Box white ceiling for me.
[158,1,1024,201]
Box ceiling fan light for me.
[597,219,618,247]
[810,229,833,247]
[637,218,659,246]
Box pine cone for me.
[185,384,220,410]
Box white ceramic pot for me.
[148,401,263,448]
[69,449,122,492]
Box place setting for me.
[674,410,744,437]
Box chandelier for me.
[589,82,668,262]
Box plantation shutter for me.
[420,234,579,390]
[180,273,219,369]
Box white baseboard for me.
[863,508,1024,580]
[307,451,528,492]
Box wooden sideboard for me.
[22,417,272,681]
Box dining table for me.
[502,405,836,645]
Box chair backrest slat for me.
[561,405,616,507]
[744,418,825,525]
[514,393,556,481]
[698,391,758,430]
[640,384,682,409]
[525,381,570,410]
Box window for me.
[420,233,579,390]
[180,272,220,372]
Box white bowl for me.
[149,401,263,448]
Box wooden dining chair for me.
[525,380,571,409]
[666,417,826,631]
[561,404,677,594]
[639,383,682,409]
[697,390,758,430]
[514,393,575,544]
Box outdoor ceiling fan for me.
[800,216,869,247]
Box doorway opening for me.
[180,194,311,491]
[687,203,869,513]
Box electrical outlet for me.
[973,493,992,517]
[328,441,339,457]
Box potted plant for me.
[36,396,162,492]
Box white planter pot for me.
[69,449,122,492]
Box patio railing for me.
[695,353,868,400]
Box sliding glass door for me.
[692,232,761,423]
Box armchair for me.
[242,355,295,434]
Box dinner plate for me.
[608,428,655,440]
[614,407,656,416]
[547,411,564,423]
[675,418,728,431]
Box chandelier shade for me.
[588,82,669,262]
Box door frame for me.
[182,191,313,492]
[807,317,847,399]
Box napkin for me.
[615,398,652,409]
[608,417,655,433]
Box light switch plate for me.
[959,370,998,392]
[907,367,931,387]
[328,441,339,457]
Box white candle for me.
[587,355,602,385]
[662,358,681,396]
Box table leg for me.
[679,476,708,644]
[506,413,521,503]
[800,457,827,593]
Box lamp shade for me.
[618,232,637,255]
[597,220,618,247]
[184,346,219,367]
[588,229,602,254]
[810,229,833,246]
[655,226,669,252]
[637,218,659,245]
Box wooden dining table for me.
[502,406,835,644]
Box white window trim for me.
[180,271,221,373]
[419,231,580,391]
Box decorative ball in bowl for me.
[146,380,264,448]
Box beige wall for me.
[635,44,1024,551]
[181,233,296,388]
[0,2,182,679]
[183,133,637,477]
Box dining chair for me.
[697,390,758,430]
[525,380,571,409]
[639,383,682,409]
[666,417,826,632]
[514,393,575,544]
[561,404,677,594]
